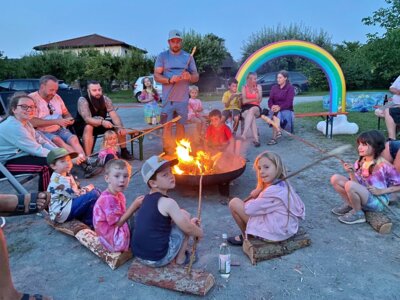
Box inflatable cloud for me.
[317,115,359,135]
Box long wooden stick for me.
[187,174,203,274]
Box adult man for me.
[74,80,132,160]
[154,29,199,153]
[384,75,400,140]
[29,75,99,178]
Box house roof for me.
[33,34,146,53]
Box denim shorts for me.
[222,109,241,119]
[162,101,188,124]
[136,225,184,267]
[389,141,400,160]
[363,194,388,212]
[43,128,76,143]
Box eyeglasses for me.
[47,103,55,115]
[17,104,36,111]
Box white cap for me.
[168,29,183,40]
[141,155,178,184]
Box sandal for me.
[14,192,50,215]
[227,235,244,246]
[276,131,282,139]
[267,139,277,145]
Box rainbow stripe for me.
[236,40,346,113]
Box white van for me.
[133,75,162,102]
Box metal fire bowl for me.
[174,157,246,186]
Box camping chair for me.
[0,161,38,194]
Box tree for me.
[117,50,154,84]
[362,0,400,40]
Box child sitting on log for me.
[228,150,305,246]
[93,159,144,252]
[47,148,101,226]
[131,155,203,267]
[331,130,400,224]
[205,109,235,153]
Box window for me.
[0,81,11,91]
[11,81,34,91]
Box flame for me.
[173,139,220,175]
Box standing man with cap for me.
[154,30,199,154]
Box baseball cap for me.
[141,155,178,184]
[168,29,183,40]
[47,148,78,165]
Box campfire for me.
[172,139,221,175]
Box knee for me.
[69,135,79,144]
[228,197,241,211]
[52,136,63,145]
[84,125,94,134]
[330,174,339,185]
[344,181,355,193]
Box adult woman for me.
[267,70,295,145]
[241,72,262,147]
[0,93,56,191]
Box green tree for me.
[117,50,154,84]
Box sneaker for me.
[82,163,103,179]
[338,210,366,225]
[120,148,133,160]
[331,204,352,216]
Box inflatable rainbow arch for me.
[236,40,346,113]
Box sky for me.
[0,0,386,61]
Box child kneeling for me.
[131,155,203,267]
[228,151,305,245]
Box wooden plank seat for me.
[242,227,311,265]
[295,111,349,138]
[44,215,132,269]
[128,259,215,296]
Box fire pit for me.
[165,139,247,196]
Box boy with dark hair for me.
[221,78,242,134]
[205,109,234,153]
[131,155,203,267]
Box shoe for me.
[331,204,352,216]
[82,162,103,179]
[338,210,366,225]
[253,141,261,148]
[276,131,282,139]
[120,148,133,160]
[267,139,277,145]
[227,235,243,246]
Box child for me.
[227,151,305,245]
[47,148,101,226]
[139,76,160,124]
[188,85,207,138]
[98,130,119,166]
[330,130,400,224]
[93,159,144,252]
[205,109,234,153]
[221,78,242,135]
[131,155,203,267]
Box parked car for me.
[133,75,162,102]
[257,71,309,96]
[0,78,72,93]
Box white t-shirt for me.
[390,75,400,104]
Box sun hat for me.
[47,148,78,165]
[141,155,178,184]
[168,29,183,40]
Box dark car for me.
[0,78,72,93]
[257,71,309,96]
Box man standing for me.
[74,80,132,160]
[154,29,199,153]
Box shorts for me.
[363,194,388,212]
[222,109,241,119]
[43,128,75,143]
[389,141,400,160]
[73,121,111,138]
[389,107,400,124]
[162,101,188,125]
[136,225,184,268]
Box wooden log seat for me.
[128,259,215,296]
[365,211,392,234]
[242,227,311,265]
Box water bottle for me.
[219,233,231,279]
[151,109,157,125]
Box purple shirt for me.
[268,83,295,111]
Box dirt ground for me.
[2,98,400,300]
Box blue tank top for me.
[131,192,172,260]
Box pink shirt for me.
[245,181,305,241]
[188,98,203,119]
[93,190,130,252]
[98,147,119,165]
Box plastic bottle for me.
[219,233,231,279]
[151,109,157,125]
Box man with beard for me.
[74,80,132,160]
[154,29,199,154]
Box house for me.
[33,34,146,57]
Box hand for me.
[133,195,145,206]
[182,71,191,81]
[271,105,280,113]
[343,163,355,173]
[191,217,201,226]
[102,120,114,129]
[117,128,126,136]
[367,186,383,195]
[250,188,262,199]
[58,118,74,127]
[73,154,86,165]
[170,75,182,84]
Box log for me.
[75,229,132,270]
[45,218,90,237]
[128,259,215,296]
[242,227,311,265]
[365,211,392,234]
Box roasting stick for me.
[187,174,203,274]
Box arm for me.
[343,162,357,181]
[116,195,144,226]
[30,116,73,128]
[77,97,103,127]
[244,190,283,216]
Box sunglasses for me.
[17,104,36,111]
[47,103,55,115]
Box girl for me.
[98,130,119,166]
[139,77,160,125]
[228,151,305,245]
[330,130,400,225]
[188,85,207,138]
[241,72,262,147]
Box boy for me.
[131,155,203,267]
[93,159,144,252]
[47,148,101,226]
[221,78,242,135]
[205,109,234,153]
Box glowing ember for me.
[173,139,220,175]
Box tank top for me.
[244,85,259,106]
[131,192,172,260]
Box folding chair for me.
[0,161,39,194]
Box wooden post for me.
[128,259,215,296]
[365,211,392,234]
